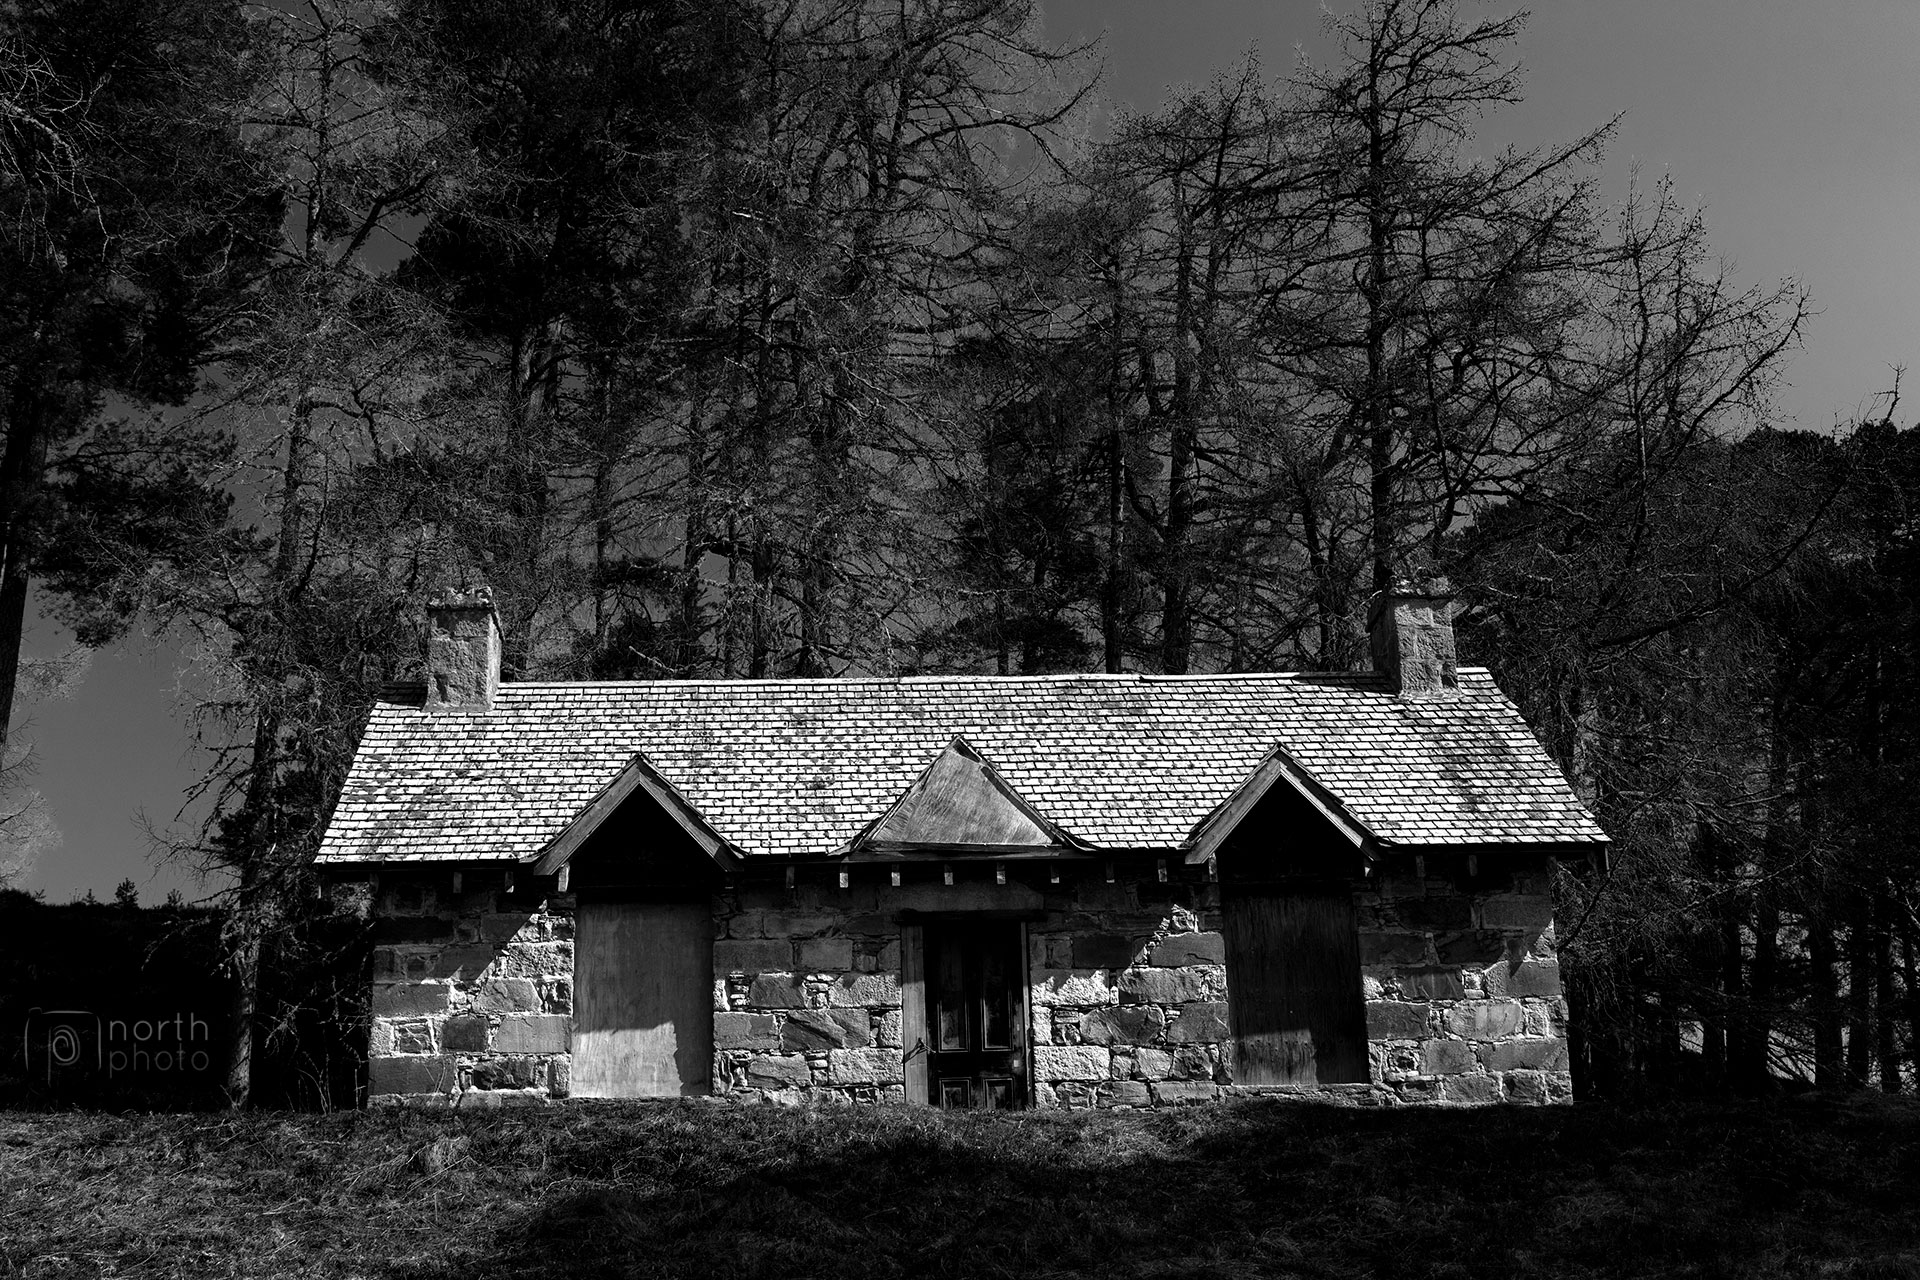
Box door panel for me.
[922,921,1027,1109]
[572,901,714,1098]
[1222,886,1369,1087]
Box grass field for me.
[3,1093,1918,1278]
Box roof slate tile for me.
[317,670,1605,863]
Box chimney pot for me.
[1367,577,1459,697]
[425,586,501,712]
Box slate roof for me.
[315,670,1607,864]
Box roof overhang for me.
[529,752,743,876]
[1183,744,1378,865]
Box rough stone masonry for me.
[350,853,1568,1110]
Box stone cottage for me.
[315,583,1607,1109]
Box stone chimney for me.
[1367,578,1459,697]
[425,586,500,712]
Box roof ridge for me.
[488,669,1491,690]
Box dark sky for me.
[15,1,1919,903]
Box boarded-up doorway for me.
[1222,885,1369,1087]
[572,901,714,1097]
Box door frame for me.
[898,912,1033,1108]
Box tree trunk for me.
[1160,230,1195,676]
[1713,828,1742,1093]
[1876,893,1898,1091]
[1810,913,1843,1087]
[1904,919,1920,1091]
[1744,890,1779,1089]
[1846,891,1874,1087]
[1363,63,1394,597]
[0,393,49,755]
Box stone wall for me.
[1027,880,1232,1109]
[346,870,576,1108]
[709,873,1235,1109]
[1355,857,1572,1104]
[346,857,1570,1109]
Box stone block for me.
[782,1009,870,1051]
[468,1057,537,1090]
[1441,1074,1501,1105]
[1421,1038,1475,1075]
[474,978,541,1014]
[548,1056,571,1098]
[1381,1078,1434,1103]
[1080,1006,1166,1046]
[373,917,459,944]
[827,972,900,1008]
[1509,961,1562,998]
[492,1014,570,1053]
[798,938,854,971]
[1114,968,1204,1005]
[826,1047,903,1085]
[876,1009,903,1048]
[1366,1001,1430,1041]
[761,912,839,938]
[368,1054,457,1097]
[1480,1037,1569,1073]
[1150,1081,1219,1105]
[1442,1001,1524,1041]
[372,983,452,1018]
[1105,1080,1151,1106]
[482,913,539,945]
[715,940,794,974]
[1035,1044,1111,1082]
[368,1020,396,1056]
[427,945,497,981]
[1482,959,1559,997]
[1399,967,1465,1001]
[714,1012,780,1050]
[746,1055,812,1089]
[747,974,807,1009]
[1148,932,1226,967]
[440,1017,489,1052]
[1072,934,1140,970]
[1164,1002,1229,1043]
[494,942,572,979]
[1134,1047,1174,1080]
[1435,930,1506,965]
[1504,1069,1549,1104]
[1167,1044,1214,1080]
[1477,896,1552,931]
[1394,897,1473,932]
[1359,932,1429,966]
[1068,882,1138,911]
[1033,970,1117,1007]
[886,883,1043,914]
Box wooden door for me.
[1222,885,1369,1086]
[572,901,714,1097]
[922,921,1027,1109]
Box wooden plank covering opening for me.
[572,902,714,1098]
[1222,886,1369,1087]
[900,923,928,1104]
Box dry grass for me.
[3,1093,1919,1278]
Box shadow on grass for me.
[381,1094,1920,1280]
